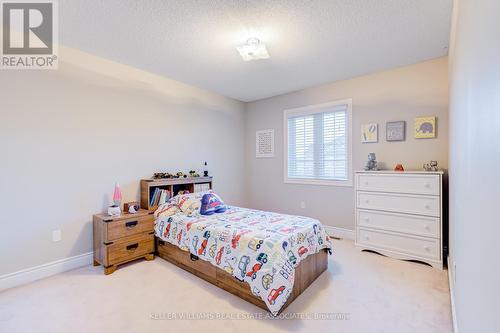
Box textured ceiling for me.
[60,0,452,102]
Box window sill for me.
[284,177,353,187]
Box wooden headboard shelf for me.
[140,177,213,211]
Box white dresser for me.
[355,171,445,269]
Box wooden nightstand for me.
[93,209,155,274]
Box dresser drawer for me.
[106,214,154,241]
[357,192,440,217]
[358,229,440,260]
[107,233,154,266]
[357,210,439,238]
[356,173,440,196]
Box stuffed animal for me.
[364,153,378,171]
[200,193,227,215]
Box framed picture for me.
[414,116,436,139]
[361,123,378,143]
[255,129,274,158]
[386,121,406,141]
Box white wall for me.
[0,48,245,275]
[245,58,449,229]
[448,0,500,332]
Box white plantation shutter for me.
[285,100,351,184]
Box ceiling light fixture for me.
[236,38,270,61]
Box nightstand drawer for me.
[107,233,154,266]
[106,215,154,241]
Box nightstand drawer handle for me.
[125,221,138,229]
[126,243,139,251]
[190,254,199,261]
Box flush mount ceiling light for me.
[236,38,270,61]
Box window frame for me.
[283,99,353,187]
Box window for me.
[284,99,352,186]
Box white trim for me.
[283,99,353,187]
[284,178,353,187]
[0,252,93,291]
[324,226,355,240]
[448,257,459,333]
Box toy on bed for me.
[200,193,227,215]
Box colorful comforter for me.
[154,205,332,315]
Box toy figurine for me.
[189,170,200,177]
[175,172,187,178]
[153,172,173,179]
[394,164,404,171]
[364,153,378,171]
[203,162,209,177]
[423,160,439,172]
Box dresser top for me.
[355,170,444,175]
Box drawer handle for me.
[126,243,139,251]
[364,181,369,185]
[424,225,430,230]
[423,246,430,252]
[125,221,138,229]
[190,254,199,261]
[364,200,369,204]
[424,183,431,188]
[364,217,370,222]
[424,204,431,209]
[364,236,370,241]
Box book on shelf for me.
[194,183,210,193]
[150,188,171,207]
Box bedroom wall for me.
[448,0,500,332]
[0,47,245,276]
[244,57,449,230]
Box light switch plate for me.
[52,229,62,242]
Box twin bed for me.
[153,191,332,315]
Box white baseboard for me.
[0,252,93,292]
[447,257,459,333]
[324,226,354,240]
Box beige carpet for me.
[0,239,452,333]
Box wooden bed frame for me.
[156,238,328,313]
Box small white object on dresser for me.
[355,170,445,269]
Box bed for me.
[153,191,332,315]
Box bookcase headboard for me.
[140,177,213,211]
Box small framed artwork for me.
[386,121,406,141]
[414,116,436,139]
[361,123,378,143]
[255,129,274,158]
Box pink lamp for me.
[113,182,122,207]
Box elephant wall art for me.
[414,116,436,138]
